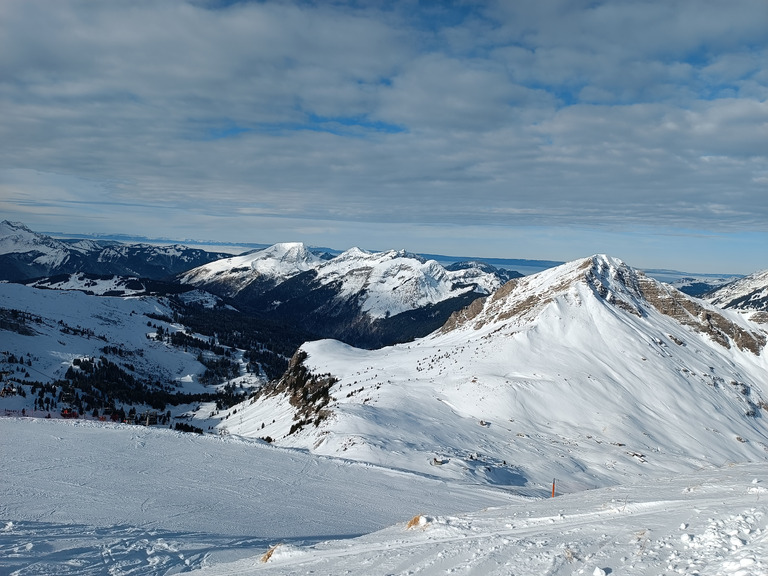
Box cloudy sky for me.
[1,0,766,273]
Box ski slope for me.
[1,417,766,575]
[3,256,768,575]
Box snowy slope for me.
[2,418,767,576]
[707,269,768,323]
[226,255,768,494]
[0,282,210,396]
[201,464,768,576]
[180,245,509,317]
[178,243,322,297]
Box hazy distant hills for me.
[0,221,232,282]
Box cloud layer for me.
[1,0,766,271]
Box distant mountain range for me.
[2,221,522,348]
[179,242,521,348]
[0,221,232,282]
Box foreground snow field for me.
[0,417,519,575]
[1,418,767,576]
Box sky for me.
[0,0,766,274]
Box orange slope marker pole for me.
[552,478,556,498]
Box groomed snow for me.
[0,417,520,575]
[1,417,766,575]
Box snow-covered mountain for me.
[181,244,515,309]
[0,280,311,422]
[224,255,768,493]
[445,260,520,293]
[0,221,231,281]
[182,244,520,347]
[706,269,768,323]
[4,255,768,575]
[272,247,514,318]
[0,220,89,279]
[178,241,323,297]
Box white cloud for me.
[0,0,766,272]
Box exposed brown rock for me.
[253,349,338,434]
[637,277,765,355]
[437,255,766,355]
[440,295,486,333]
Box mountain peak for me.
[0,220,55,252]
[257,242,322,268]
[334,247,372,260]
[440,255,638,330]
[0,220,33,233]
[263,242,310,257]
[178,242,321,296]
[441,255,766,355]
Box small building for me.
[139,411,159,426]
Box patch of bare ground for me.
[475,279,555,329]
[750,311,768,324]
[440,295,487,333]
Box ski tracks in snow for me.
[195,480,768,576]
[0,521,208,575]
[0,520,289,576]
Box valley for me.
[1,222,767,575]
